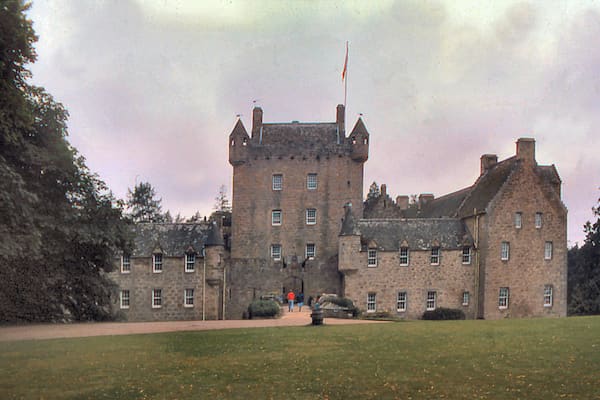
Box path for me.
[0,307,386,342]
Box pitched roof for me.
[456,157,518,217]
[131,223,210,257]
[416,187,471,218]
[252,122,347,157]
[349,118,368,136]
[355,218,472,251]
[230,118,249,137]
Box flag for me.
[342,41,348,81]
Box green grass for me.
[1,317,600,399]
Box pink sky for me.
[28,1,600,245]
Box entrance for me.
[282,276,304,299]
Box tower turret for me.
[228,118,250,166]
[348,117,369,162]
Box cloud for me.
[27,0,600,243]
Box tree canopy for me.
[126,181,165,223]
[0,1,131,322]
[568,195,600,315]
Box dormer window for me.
[430,247,440,265]
[185,253,195,272]
[153,253,163,273]
[351,136,356,144]
[368,249,377,267]
[242,138,247,146]
[399,247,409,266]
[462,247,471,264]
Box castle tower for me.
[227,104,369,313]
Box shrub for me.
[247,300,281,319]
[422,308,466,320]
[362,311,393,320]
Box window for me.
[397,292,407,312]
[305,243,316,260]
[367,293,376,312]
[153,253,163,273]
[306,208,317,225]
[307,173,317,190]
[498,287,509,309]
[501,242,510,261]
[535,212,543,229]
[544,241,553,260]
[430,247,440,265]
[152,289,162,308]
[184,288,194,307]
[462,291,470,306]
[426,291,437,311]
[367,249,377,267]
[399,247,409,266]
[272,210,282,226]
[185,253,195,272]
[544,285,553,307]
[462,247,471,264]
[120,290,130,309]
[121,254,131,273]
[271,244,282,261]
[272,174,283,191]
[515,212,522,229]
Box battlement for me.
[228,104,369,164]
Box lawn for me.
[1,317,599,399]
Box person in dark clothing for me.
[297,292,305,311]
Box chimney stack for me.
[396,195,409,210]
[480,154,498,175]
[336,104,345,135]
[516,138,536,165]
[381,184,387,197]
[252,107,263,138]
[418,193,434,210]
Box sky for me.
[27,0,600,245]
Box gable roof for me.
[131,223,211,257]
[355,218,472,251]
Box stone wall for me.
[481,161,567,319]
[340,235,477,319]
[109,252,224,321]
[229,153,364,307]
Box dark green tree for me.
[568,195,600,315]
[366,182,380,200]
[126,181,165,223]
[214,184,231,212]
[0,1,131,322]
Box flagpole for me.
[344,41,348,108]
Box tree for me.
[366,182,380,200]
[186,211,203,223]
[0,1,131,322]
[126,181,165,223]
[214,184,231,212]
[568,195,600,315]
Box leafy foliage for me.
[0,1,131,322]
[568,195,600,315]
[126,181,165,223]
[422,307,466,320]
[214,184,231,212]
[366,181,380,200]
[247,300,281,318]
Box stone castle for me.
[110,104,567,320]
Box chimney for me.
[381,184,387,197]
[252,107,263,138]
[336,104,345,135]
[396,195,409,210]
[418,193,434,210]
[480,154,498,175]
[516,138,536,165]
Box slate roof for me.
[131,223,210,257]
[245,122,348,157]
[355,218,472,251]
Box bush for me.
[361,311,393,320]
[247,300,281,319]
[422,308,466,320]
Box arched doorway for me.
[282,275,303,299]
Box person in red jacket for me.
[287,290,295,312]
